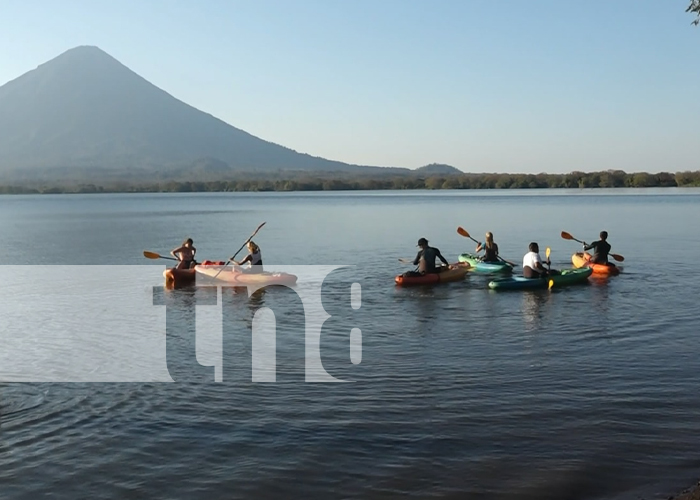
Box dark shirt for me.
[413,246,449,273]
[584,239,611,264]
[483,243,499,263]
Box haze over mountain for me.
[0,46,413,178]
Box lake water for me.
[1,189,700,500]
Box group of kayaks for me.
[393,226,624,290]
[393,253,609,290]
[160,251,620,291]
[393,227,623,290]
[153,223,621,292]
[394,248,620,290]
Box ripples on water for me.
[2,190,700,499]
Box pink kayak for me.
[194,261,298,286]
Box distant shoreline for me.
[1,170,699,194]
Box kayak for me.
[394,262,471,286]
[488,267,593,290]
[163,267,196,288]
[458,253,514,274]
[194,261,298,286]
[571,252,621,276]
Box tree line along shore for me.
[0,169,699,194]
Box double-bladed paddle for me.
[560,231,624,262]
[213,222,267,279]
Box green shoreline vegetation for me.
[1,169,699,195]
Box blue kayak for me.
[488,267,593,290]
[458,253,514,274]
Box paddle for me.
[560,231,625,262]
[457,227,517,267]
[213,222,266,279]
[548,279,554,291]
[398,258,413,264]
[143,250,178,262]
[457,226,479,244]
[546,247,551,272]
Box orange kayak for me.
[163,267,196,288]
[395,262,470,286]
[194,261,298,286]
[571,252,621,276]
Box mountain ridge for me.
[0,45,415,176]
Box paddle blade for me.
[546,247,551,259]
[561,231,585,244]
[398,258,413,264]
[457,226,479,244]
[561,231,574,240]
[611,253,625,262]
[143,251,161,260]
[548,279,554,290]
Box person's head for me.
[599,231,608,240]
[528,242,539,253]
[485,232,493,245]
[183,238,193,247]
[248,241,260,253]
[417,237,428,248]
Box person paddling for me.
[583,231,615,266]
[170,238,197,269]
[232,241,264,274]
[407,237,450,276]
[475,232,500,263]
[522,242,556,278]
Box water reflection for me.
[154,285,218,382]
[521,290,551,332]
[588,276,611,316]
[393,286,448,333]
[226,285,266,311]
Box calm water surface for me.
[2,189,700,500]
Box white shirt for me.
[522,251,542,270]
[249,250,262,266]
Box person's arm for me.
[234,254,252,266]
[534,254,547,272]
[475,242,484,253]
[437,249,449,266]
[171,245,185,260]
[583,241,594,251]
[413,250,422,266]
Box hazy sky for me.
[1,0,698,173]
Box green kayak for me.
[458,253,514,274]
[488,267,593,290]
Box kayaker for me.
[522,242,556,278]
[170,238,197,269]
[582,231,614,266]
[233,241,263,274]
[475,232,500,263]
[408,237,450,275]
